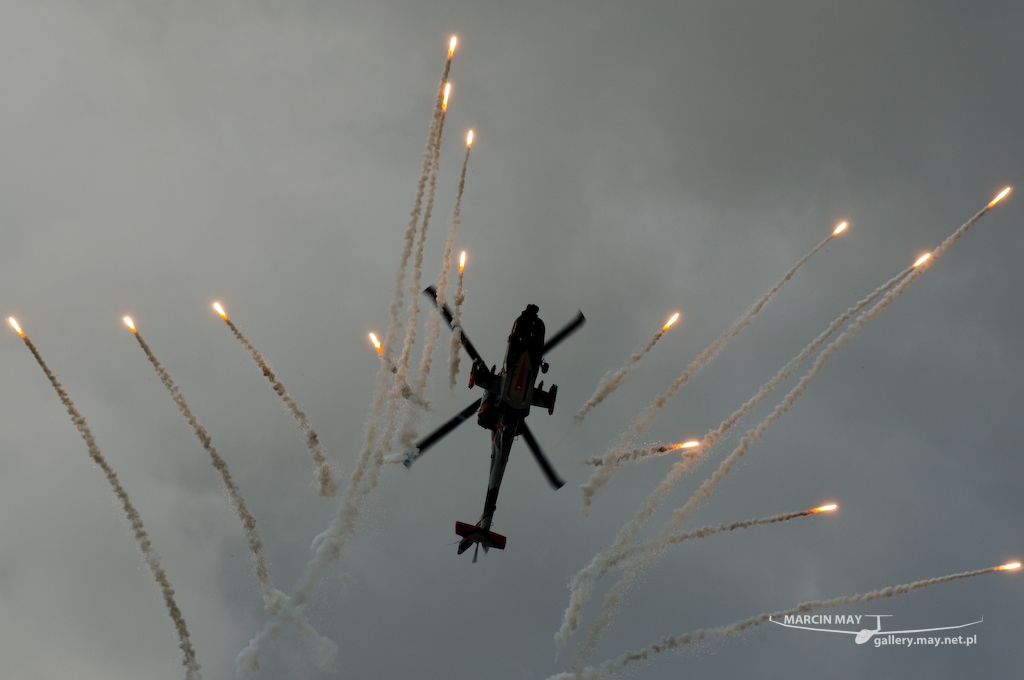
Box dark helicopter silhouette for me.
[401,286,584,561]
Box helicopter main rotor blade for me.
[519,421,565,489]
[541,310,585,356]
[403,398,483,467]
[423,286,487,366]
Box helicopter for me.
[402,286,584,561]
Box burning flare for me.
[913,253,931,267]
[123,316,136,333]
[673,440,700,450]
[442,83,451,112]
[369,332,383,355]
[998,562,1021,571]
[574,311,686,423]
[466,130,474,147]
[448,36,457,59]
[8,317,24,338]
[988,187,1012,208]
[833,221,848,235]
[214,303,337,498]
[459,251,466,274]
[809,503,838,514]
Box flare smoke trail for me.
[396,83,451,448]
[575,506,836,664]
[236,360,394,674]
[565,265,910,642]
[125,320,335,664]
[212,303,336,497]
[568,190,1010,657]
[575,313,680,423]
[237,374,393,675]
[661,191,1007,545]
[370,333,428,409]
[581,266,906,474]
[416,131,473,402]
[548,564,1018,680]
[582,441,700,467]
[605,505,835,576]
[559,226,842,648]
[449,253,467,388]
[127,323,277,602]
[382,38,454,390]
[9,319,200,680]
[581,227,841,510]
[559,202,995,648]
[237,41,461,674]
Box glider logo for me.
[770,614,982,647]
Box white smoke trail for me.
[575,315,679,423]
[242,96,458,672]
[384,114,437,375]
[13,325,201,679]
[582,442,700,467]
[378,52,456,489]
[240,360,397,675]
[557,266,900,649]
[236,370,392,674]
[381,54,451,395]
[416,136,472,404]
[386,358,430,408]
[449,268,466,388]
[558,230,838,649]
[581,230,837,509]
[660,193,1002,544]
[549,565,1013,680]
[605,507,824,576]
[129,327,336,665]
[236,48,461,675]
[396,91,450,449]
[570,193,1005,656]
[575,507,830,663]
[215,307,337,497]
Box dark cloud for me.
[1,1,1021,678]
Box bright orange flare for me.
[442,83,451,112]
[663,312,680,331]
[466,130,474,147]
[448,36,457,59]
[369,332,383,355]
[833,221,848,236]
[7,317,24,338]
[212,302,228,320]
[988,187,1012,208]
[998,562,1021,571]
[810,503,838,513]
[913,253,931,268]
[123,316,137,332]
[459,251,466,274]
[672,440,700,450]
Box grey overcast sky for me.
[1,1,1022,678]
